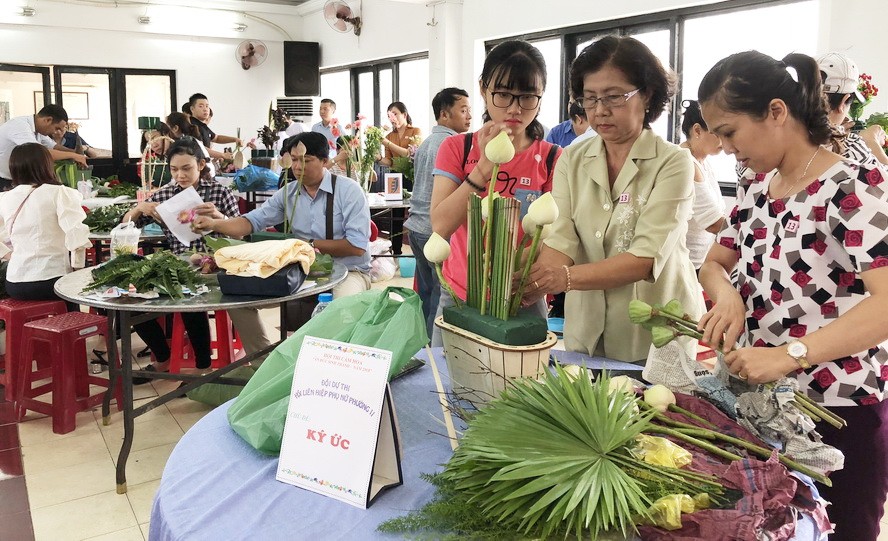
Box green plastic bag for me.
[227,286,428,454]
[185,365,257,407]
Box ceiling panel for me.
[239,0,313,5]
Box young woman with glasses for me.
[429,39,562,346]
[520,35,701,365]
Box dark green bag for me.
[226,286,428,454]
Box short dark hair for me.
[698,51,831,146]
[568,102,586,121]
[480,40,548,140]
[825,92,851,113]
[9,143,61,187]
[570,35,675,128]
[320,98,336,109]
[432,87,469,120]
[181,102,191,114]
[36,104,68,123]
[280,132,329,161]
[680,99,707,137]
[387,101,412,126]
[188,93,208,107]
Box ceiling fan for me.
[323,0,362,36]
[236,40,268,70]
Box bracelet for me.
[464,175,485,192]
[562,265,572,292]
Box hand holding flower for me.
[723,346,801,384]
[697,289,746,351]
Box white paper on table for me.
[155,187,204,246]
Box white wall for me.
[0,0,303,147]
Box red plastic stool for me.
[16,312,122,434]
[0,299,68,402]
[167,311,243,373]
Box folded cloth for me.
[214,239,315,278]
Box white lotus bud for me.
[522,214,551,239]
[233,151,246,170]
[480,191,500,220]
[643,384,677,413]
[292,141,307,158]
[609,375,635,395]
[279,152,293,169]
[484,130,515,164]
[423,232,451,264]
[527,192,559,226]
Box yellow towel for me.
[214,239,316,278]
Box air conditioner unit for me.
[276,97,318,125]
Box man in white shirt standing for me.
[311,99,337,157]
[0,104,87,191]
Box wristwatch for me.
[307,239,314,247]
[786,340,811,369]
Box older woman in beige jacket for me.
[521,36,700,364]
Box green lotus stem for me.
[674,426,831,486]
[790,401,822,423]
[509,224,543,317]
[610,452,724,492]
[645,425,743,462]
[667,404,719,430]
[436,262,462,308]
[513,234,532,273]
[794,392,846,428]
[467,196,482,310]
[479,164,500,316]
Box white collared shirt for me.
[0,115,57,178]
[0,184,91,282]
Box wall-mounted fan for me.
[236,40,268,70]
[324,0,362,36]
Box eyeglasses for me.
[576,88,642,110]
[490,91,542,110]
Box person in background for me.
[0,104,87,191]
[378,101,422,255]
[0,143,90,308]
[522,36,700,365]
[679,100,726,271]
[545,102,590,147]
[697,50,888,541]
[123,137,271,382]
[311,99,338,156]
[817,52,888,166]
[284,113,305,137]
[406,87,472,339]
[187,93,243,161]
[431,40,562,347]
[164,113,216,177]
[192,132,372,298]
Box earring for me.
[645,108,650,113]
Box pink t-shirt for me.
[432,133,561,299]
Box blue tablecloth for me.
[149,349,824,540]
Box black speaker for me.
[284,41,320,96]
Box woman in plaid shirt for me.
[122,137,268,380]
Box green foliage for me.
[308,253,333,277]
[82,204,131,233]
[204,236,247,253]
[84,251,207,298]
[391,155,415,183]
[866,112,888,133]
[99,182,138,198]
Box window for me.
[396,58,429,133]
[320,70,352,128]
[528,38,562,133]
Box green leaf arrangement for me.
[425,367,725,539]
[84,251,207,298]
[82,204,131,233]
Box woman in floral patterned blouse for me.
[698,50,888,541]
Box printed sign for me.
[277,336,402,509]
[384,172,403,201]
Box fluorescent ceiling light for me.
[138,15,151,24]
[234,22,248,31]
[20,7,36,16]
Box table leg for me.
[279,301,288,341]
[101,313,119,424]
[115,310,135,494]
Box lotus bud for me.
[628,299,654,324]
[279,152,293,169]
[480,191,500,220]
[521,214,537,236]
[292,141,307,158]
[423,232,451,264]
[232,151,246,170]
[650,326,678,348]
[561,364,583,380]
[484,130,515,164]
[661,299,684,318]
[527,192,559,226]
[608,375,635,395]
[643,384,677,413]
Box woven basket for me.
[435,315,557,407]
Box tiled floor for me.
[5,267,888,540]
[2,272,415,541]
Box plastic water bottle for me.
[311,293,333,318]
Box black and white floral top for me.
[719,161,888,406]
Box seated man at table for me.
[192,131,372,298]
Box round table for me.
[148,349,825,540]
[54,263,347,493]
